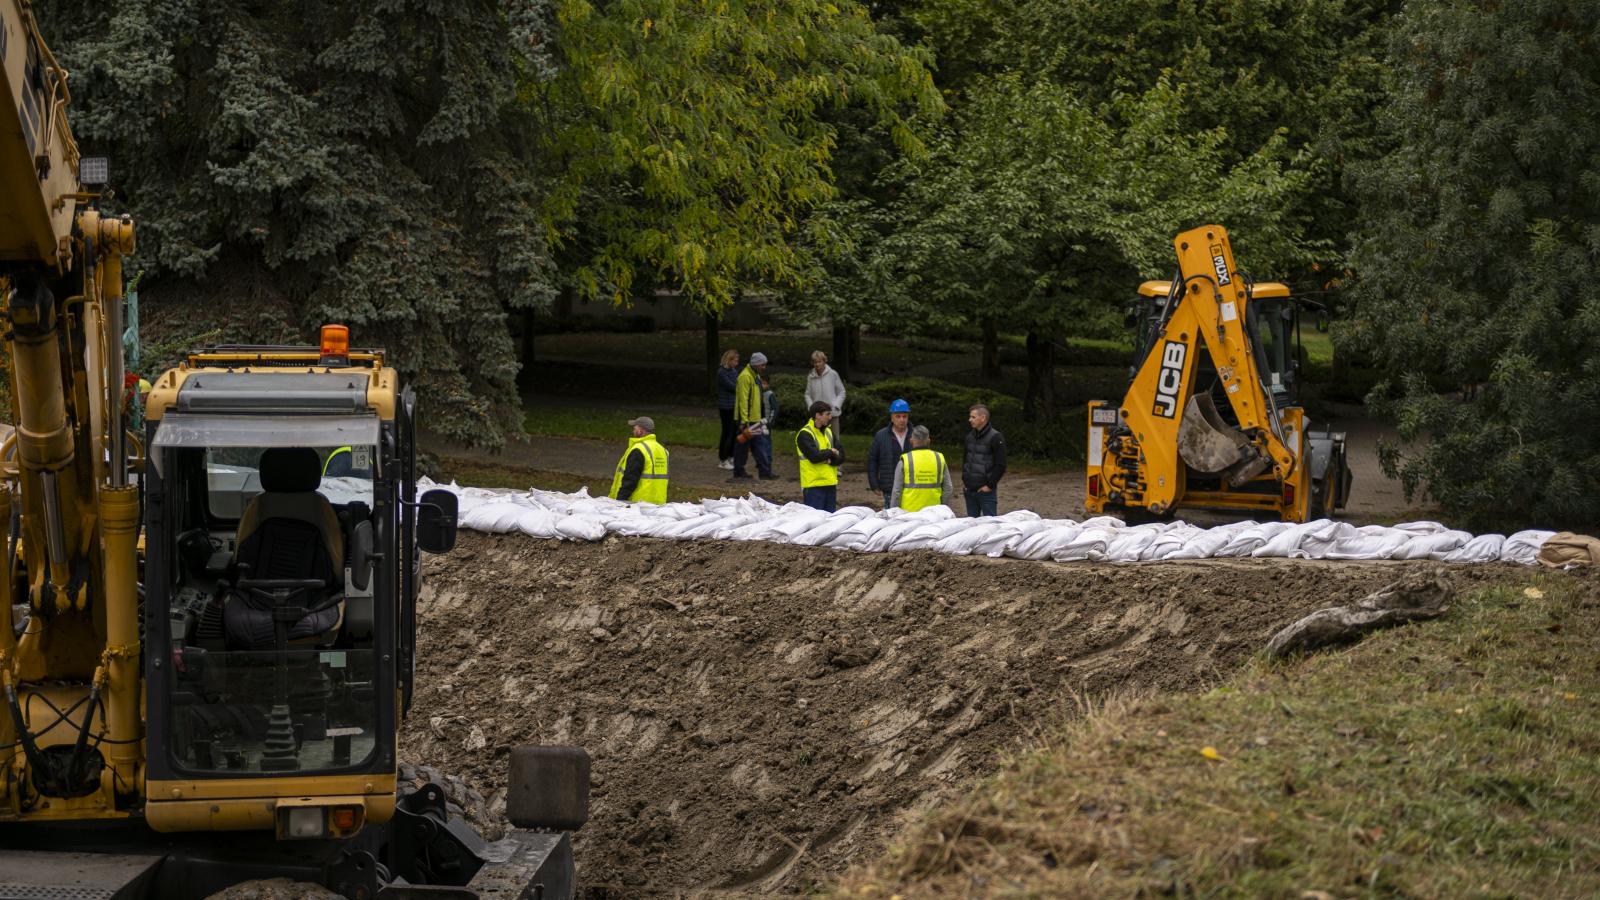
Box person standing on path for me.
[961,404,1007,517]
[609,416,670,503]
[796,401,842,512]
[733,352,775,480]
[804,350,847,446]
[716,348,740,470]
[890,426,953,511]
[867,398,914,509]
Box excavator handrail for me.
[14,0,80,173]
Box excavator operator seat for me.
[224,447,345,649]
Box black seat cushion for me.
[224,516,341,650]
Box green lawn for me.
[534,330,963,372]
[838,573,1600,898]
[522,402,875,460]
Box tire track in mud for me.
[400,532,1508,895]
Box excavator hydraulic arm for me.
[1,0,82,270]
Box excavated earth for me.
[400,531,1516,896]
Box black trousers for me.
[718,408,737,461]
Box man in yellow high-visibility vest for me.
[795,401,842,511]
[891,426,953,511]
[610,416,670,504]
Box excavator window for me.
[157,440,384,775]
[1249,298,1297,402]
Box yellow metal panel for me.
[144,792,393,834]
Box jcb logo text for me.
[1153,341,1186,418]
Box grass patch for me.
[520,403,876,461]
[534,330,960,372]
[836,572,1600,898]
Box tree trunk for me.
[517,308,537,389]
[705,312,720,396]
[832,322,852,382]
[848,324,861,368]
[981,318,1000,379]
[1022,330,1056,421]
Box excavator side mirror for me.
[416,489,458,554]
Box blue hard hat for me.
[888,398,910,413]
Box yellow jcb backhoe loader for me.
[1084,225,1352,523]
[1,2,587,895]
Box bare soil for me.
[399,532,1513,895]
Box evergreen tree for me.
[38,0,558,446]
[1346,0,1600,529]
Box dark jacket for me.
[867,424,914,491]
[715,366,739,411]
[962,424,1007,490]
[616,445,646,500]
[796,424,841,464]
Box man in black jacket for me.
[866,398,913,509]
[961,404,1007,517]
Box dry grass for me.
[836,571,1600,898]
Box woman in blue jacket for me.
[716,348,740,469]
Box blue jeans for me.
[963,488,997,517]
[734,432,773,477]
[881,490,893,510]
[803,485,838,512]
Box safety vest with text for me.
[610,435,670,503]
[795,421,838,489]
[898,448,947,511]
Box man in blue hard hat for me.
[866,398,914,509]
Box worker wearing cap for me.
[867,398,913,509]
[891,426,953,511]
[610,416,670,504]
[732,352,775,480]
[796,401,842,511]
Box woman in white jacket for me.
[804,351,847,444]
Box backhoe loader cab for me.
[1086,226,1352,523]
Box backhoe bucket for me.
[1177,394,1250,473]
[1177,394,1273,486]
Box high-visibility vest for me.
[898,448,947,511]
[795,421,838,489]
[610,435,669,503]
[324,446,352,475]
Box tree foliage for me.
[1346,0,1600,529]
[533,0,942,310]
[37,0,560,445]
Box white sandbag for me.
[1010,524,1083,561]
[1443,533,1505,563]
[1502,530,1556,565]
[554,515,607,541]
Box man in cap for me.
[610,416,670,503]
[890,426,953,511]
[732,352,776,480]
[866,398,913,508]
[796,401,843,511]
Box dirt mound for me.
[400,532,1509,894]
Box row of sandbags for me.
[418,481,1554,565]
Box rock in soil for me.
[401,532,1514,895]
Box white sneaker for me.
[719,459,734,470]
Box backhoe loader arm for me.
[1099,225,1297,515]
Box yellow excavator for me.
[1,2,586,895]
[1085,225,1352,523]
